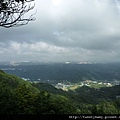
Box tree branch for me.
[0,0,35,28]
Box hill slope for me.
[0,70,39,93]
[0,70,77,114]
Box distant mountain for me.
[1,63,120,83]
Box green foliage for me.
[0,82,15,114]
[32,82,70,97]
[0,70,77,114]
[91,101,118,114]
[0,70,39,93]
[0,70,120,114]
[48,95,77,114]
[14,85,38,114]
[75,85,120,104]
[32,91,77,114]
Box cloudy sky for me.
[0,0,120,62]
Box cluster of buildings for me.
[55,80,120,91]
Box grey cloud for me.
[0,0,120,62]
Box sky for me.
[0,0,120,62]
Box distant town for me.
[1,61,120,92]
[0,60,110,66]
[30,79,120,91]
[54,80,120,91]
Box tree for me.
[91,101,118,114]
[0,0,35,28]
[14,84,37,114]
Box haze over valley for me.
[1,61,120,86]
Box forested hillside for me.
[0,70,77,114]
[0,70,120,114]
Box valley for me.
[1,62,120,84]
[0,66,120,114]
